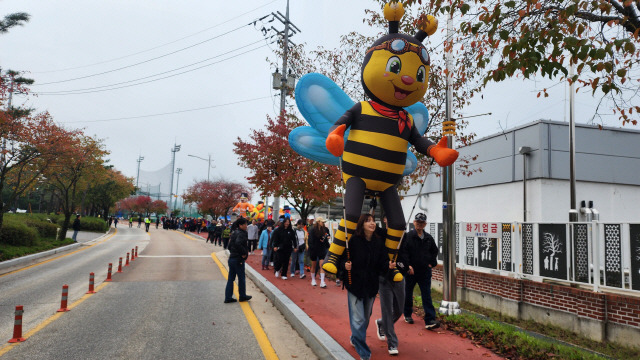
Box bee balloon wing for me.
[289,73,353,166]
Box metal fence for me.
[428,222,640,293]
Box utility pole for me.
[136,155,144,191]
[268,0,300,220]
[174,168,183,211]
[568,63,578,222]
[188,153,215,182]
[169,144,181,212]
[439,11,461,316]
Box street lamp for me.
[174,168,183,211]
[187,154,215,182]
[169,144,181,211]
[136,155,144,191]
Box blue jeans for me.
[261,248,271,267]
[72,230,79,241]
[347,291,375,360]
[404,271,436,322]
[225,257,246,301]
[290,250,304,274]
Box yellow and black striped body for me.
[342,101,412,192]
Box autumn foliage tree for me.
[183,179,251,220]
[44,133,108,240]
[406,0,640,126]
[84,166,135,217]
[233,114,341,223]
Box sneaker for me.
[336,279,341,286]
[388,347,398,355]
[311,278,317,286]
[425,319,440,330]
[282,276,288,280]
[404,316,414,324]
[290,273,295,278]
[375,319,386,341]
[275,271,280,278]
[239,295,252,302]
[320,281,327,288]
[224,298,237,303]
[300,274,306,279]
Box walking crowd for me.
[168,209,439,360]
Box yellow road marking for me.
[211,252,278,360]
[0,282,110,357]
[179,232,199,241]
[0,229,118,279]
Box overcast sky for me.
[0,0,621,203]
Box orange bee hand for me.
[326,124,346,157]
[429,137,459,167]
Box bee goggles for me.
[367,38,430,66]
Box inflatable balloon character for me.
[232,193,254,218]
[288,2,458,282]
[251,201,266,221]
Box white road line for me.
[136,255,211,258]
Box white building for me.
[402,120,640,223]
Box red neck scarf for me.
[369,101,410,134]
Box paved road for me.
[0,227,148,343]
[0,227,316,360]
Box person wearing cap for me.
[399,212,440,329]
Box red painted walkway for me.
[244,252,503,359]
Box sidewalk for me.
[240,249,503,359]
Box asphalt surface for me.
[0,226,315,360]
[0,228,148,344]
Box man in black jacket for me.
[399,213,440,329]
[72,215,81,242]
[224,218,252,303]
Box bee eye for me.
[385,56,401,74]
[417,66,426,83]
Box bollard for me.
[86,272,96,294]
[135,246,138,258]
[117,257,123,273]
[125,253,130,266]
[131,248,135,261]
[8,305,26,343]
[106,263,113,282]
[57,285,70,312]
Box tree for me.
[409,0,640,126]
[85,166,135,217]
[115,196,136,216]
[133,195,153,216]
[234,114,341,224]
[44,133,108,240]
[183,179,251,220]
[0,12,29,34]
[149,200,168,215]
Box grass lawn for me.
[0,237,75,262]
[409,286,640,360]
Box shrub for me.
[0,220,38,246]
[23,218,59,238]
[76,216,108,232]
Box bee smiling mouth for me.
[392,84,413,100]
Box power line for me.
[33,23,253,86]
[32,0,278,74]
[34,39,267,94]
[34,42,271,95]
[60,96,272,123]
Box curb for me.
[0,229,112,274]
[245,264,354,360]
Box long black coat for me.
[271,225,296,255]
[399,229,439,280]
[338,232,388,300]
